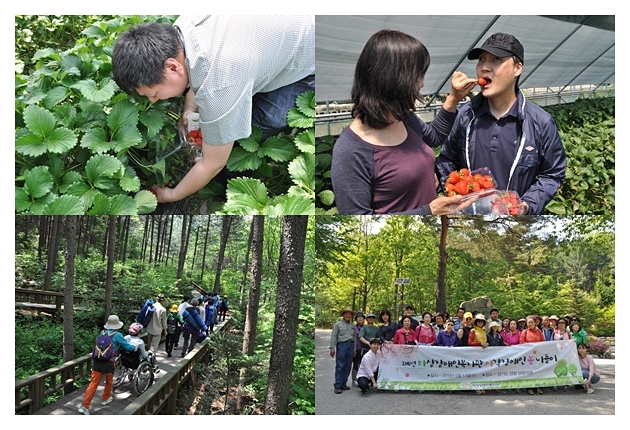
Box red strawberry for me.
[454,181,469,195]
[478,77,487,86]
[448,171,461,184]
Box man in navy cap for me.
[437,33,566,215]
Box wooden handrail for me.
[15,323,228,415]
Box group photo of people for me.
[328,305,601,396]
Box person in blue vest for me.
[205,297,217,333]
[78,315,138,415]
[181,298,208,357]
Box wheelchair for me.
[112,349,157,396]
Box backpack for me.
[92,330,116,361]
[220,299,228,312]
[167,314,178,334]
[136,299,155,327]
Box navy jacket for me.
[436,89,566,214]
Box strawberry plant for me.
[15,15,315,215]
[220,91,315,215]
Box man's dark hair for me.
[112,22,181,94]
[458,307,466,313]
[370,338,381,345]
[351,29,430,130]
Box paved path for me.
[316,329,615,416]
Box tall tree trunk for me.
[104,216,117,319]
[165,215,175,267]
[37,216,48,263]
[238,216,264,411]
[44,216,60,290]
[242,216,264,356]
[62,216,77,365]
[200,216,211,282]
[240,220,255,306]
[213,215,233,294]
[141,216,150,262]
[264,215,308,415]
[121,216,131,264]
[177,215,190,290]
[435,215,449,314]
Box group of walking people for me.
[329,305,601,396]
[78,291,230,415]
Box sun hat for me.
[157,293,165,301]
[104,314,124,330]
[354,312,365,321]
[474,314,487,325]
[366,313,376,319]
[340,306,355,316]
[129,322,143,336]
[170,304,179,313]
[518,317,526,322]
[489,321,501,328]
[549,315,559,321]
[468,32,524,63]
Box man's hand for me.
[443,71,478,112]
[151,141,234,204]
[329,349,335,358]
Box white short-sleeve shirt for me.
[174,15,315,145]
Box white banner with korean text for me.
[378,340,582,391]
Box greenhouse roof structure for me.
[315,15,615,103]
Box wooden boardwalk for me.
[34,318,229,415]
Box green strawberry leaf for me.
[135,190,158,214]
[223,177,269,213]
[85,154,123,189]
[42,195,85,215]
[15,187,31,213]
[140,108,165,138]
[295,91,315,118]
[120,167,141,193]
[226,147,262,172]
[71,78,117,103]
[287,107,313,129]
[264,194,314,215]
[294,129,315,154]
[24,166,54,199]
[43,86,70,110]
[259,136,297,162]
[87,193,112,215]
[108,194,138,215]
[288,153,315,192]
[318,189,335,206]
[80,128,114,154]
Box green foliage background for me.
[315,215,614,338]
[15,15,315,215]
[315,96,615,215]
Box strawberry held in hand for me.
[478,77,488,86]
[491,191,522,215]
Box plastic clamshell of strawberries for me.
[447,167,498,200]
[458,189,523,215]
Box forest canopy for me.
[315,215,614,337]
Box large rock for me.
[459,296,495,316]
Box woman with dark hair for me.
[331,29,477,215]
[393,315,418,345]
[571,321,588,345]
[378,309,397,344]
[417,312,437,346]
[577,342,600,394]
[502,319,521,346]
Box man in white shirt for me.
[356,338,381,394]
[112,16,315,204]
